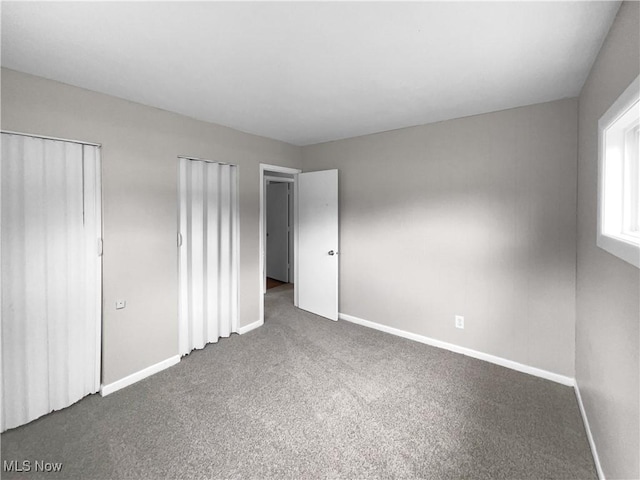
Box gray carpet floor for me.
[1,284,596,479]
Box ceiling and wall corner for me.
[1,1,621,146]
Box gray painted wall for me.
[1,68,302,386]
[302,98,578,377]
[576,2,640,478]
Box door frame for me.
[259,163,301,326]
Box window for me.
[598,75,640,268]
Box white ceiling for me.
[1,1,621,146]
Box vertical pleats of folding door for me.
[178,158,238,356]
[1,133,101,432]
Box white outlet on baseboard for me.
[455,315,464,329]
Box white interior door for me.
[266,182,289,283]
[297,170,339,320]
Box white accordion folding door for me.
[178,158,239,356]
[1,133,102,432]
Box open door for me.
[297,169,339,321]
[266,182,290,283]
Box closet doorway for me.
[1,131,103,432]
[177,156,239,356]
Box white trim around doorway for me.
[259,163,302,327]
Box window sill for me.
[597,232,640,268]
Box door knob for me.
[328,250,335,256]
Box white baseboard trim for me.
[339,312,575,387]
[575,381,605,479]
[238,319,263,335]
[100,355,181,397]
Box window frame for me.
[597,75,640,268]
